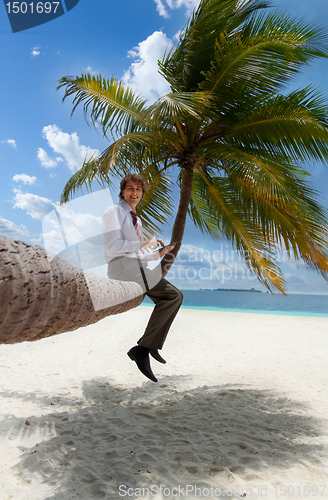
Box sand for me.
[0,306,328,500]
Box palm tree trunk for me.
[0,236,144,344]
[161,165,194,276]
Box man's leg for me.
[138,277,183,350]
[108,259,183,382]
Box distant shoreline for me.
[199,287,263,293]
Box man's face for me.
[121,181,143,209]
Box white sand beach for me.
[1,307,328,500]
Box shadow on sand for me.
[1,376,327,499]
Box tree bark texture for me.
[161,166,194,276]
[0,236,144,344]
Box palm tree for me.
[57,0,328,294]
[0,236,144,344]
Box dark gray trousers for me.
[107,257,183,349]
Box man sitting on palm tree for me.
[102,173,183,383]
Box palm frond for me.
[193,168,286,293]
[57,74,148,138]
[197,140,310,198]
[225,87,328,163]
[136,165,174,238]
[194,141,328,281]
[60,156,114,204]
[199,12,328,103]
[141,91,213,125]
[187,172,223,239]
[98,131,183,171]
[60,128,182,203]
[159,0,270,92]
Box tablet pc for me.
[157,242,178,252]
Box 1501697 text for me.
[5,2,60,14]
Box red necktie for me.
[131,211,141,242]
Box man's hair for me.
[119,173,148,199]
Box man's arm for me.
[102,205,141,257]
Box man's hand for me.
[158,244,176,258]
[141,237,164,251]
[141,239,176,259]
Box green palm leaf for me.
[225,88,328,162]
[57,74,148,138]
[136,165,174,238]
[159,0,271,92]
[190,168,286,293]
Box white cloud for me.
[31,46,40,57]
[41,125,99,172]
[42,203,110,275]
[37,147,62,169]
[1,139,16,148]
[13,189,54,220]
[84,66,98,75]
[122,31,173,102]
[0,216,30,239]
[153,0,200,17]
[12,174,37,185]
[173,30,182,41]
[153,0,170,18]
[41,188,113,271]
[43,210,103,256]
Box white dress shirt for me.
[102,200,157,263]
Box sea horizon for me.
[183,288,328,295]
[142,289,328,317]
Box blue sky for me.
[1,0,328,294]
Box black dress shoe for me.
[137,338,166,364]
[127,346,158,383]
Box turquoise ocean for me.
[143,290,328,317]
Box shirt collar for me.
[120,199,135,213]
